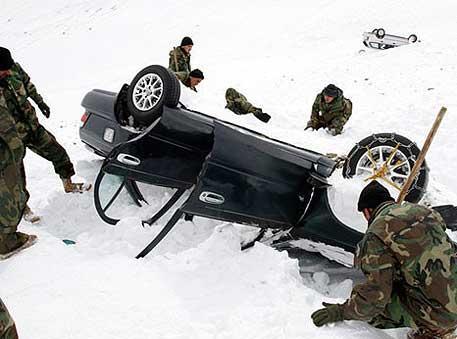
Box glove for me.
[38,102,50,118]
[311,302,344,327]
[305,120,318,131]
[253,111,271,123]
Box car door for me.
[180,122,331,229]
[102,107,214,188]
[94,107,215,224]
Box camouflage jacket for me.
[342,202,457,331]
[309,92,352,134]
[0,63,45,134]
[0,88,26,232]
[225,88,259,115]
[0,87,24,171]
[168,47,191,74]
[174,72,197,92]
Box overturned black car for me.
[80,65,450,262]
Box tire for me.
[342,133,429,203]
[376,28,386,39]
[126,65,180,126]
[408,34,418,43]
[168,71,181,106]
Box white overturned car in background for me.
[363,28,418,49]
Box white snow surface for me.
[1,0,457,338]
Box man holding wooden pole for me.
[311,108,457,339]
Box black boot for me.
[253,110,271,123]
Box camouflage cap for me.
[0,47,14,71]
[358,180,394,211]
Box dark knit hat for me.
[323,84,341,98]
[358,180,394,212]
[0,47,14,71]
[181,36,194,46]
[189,69,204,79]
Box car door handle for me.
[117,153,141,166]
[199,192,225,205]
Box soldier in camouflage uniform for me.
[175,68,205,92]
[305,84,352,135]
[225,88,271,123]
[0,47,90,222]
[168,37,205,92]
[0,298,18,339]
[169,36,193,74]
[311,181,457,339]
[0,62,37,259]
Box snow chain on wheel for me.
[342,133,429,203]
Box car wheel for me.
[342,133,429,203]
[408,34,418,43]
[376,28,386,38]
[127,65,181,126]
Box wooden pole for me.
[396,107,447,203]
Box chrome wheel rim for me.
[132,73,163,111]
[355,145,411,191]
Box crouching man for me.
[305,84,352,135]
[311,181,457,339]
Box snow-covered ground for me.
[1,0,457,338]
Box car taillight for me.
[80,112,89,128]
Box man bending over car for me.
[174,68,204,92]
[311,180,457,339]
[0,47,91,223]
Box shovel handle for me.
[396,107,447,203]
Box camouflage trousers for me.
[20,124,75,199]
[369,292,456,337]
[327,116,349,135]
[312,116,349,135]
[0,298,18,339]
[0,161,26,234]
[225,88,260,115]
